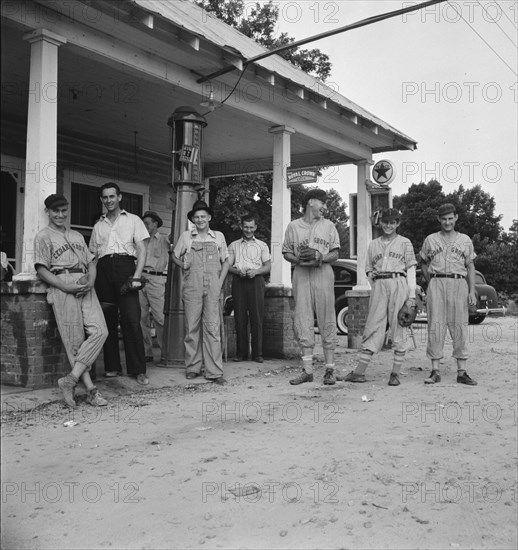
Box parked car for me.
[223,258,357,336]
[415,268,505,325]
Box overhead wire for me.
[475,0,518,47]
[447,1,518,76]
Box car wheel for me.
[336,304,349,335]
[469,314,485,325]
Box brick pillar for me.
[263,284,299,359]
[1,280,68,388]
[345,289,371,349]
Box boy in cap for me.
[282,188,340,385]
[139,210,170,362]
[172,200,230,384]
[419,203,477,385]
[343,208,416,386]
[34,194,109,408]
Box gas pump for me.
[162,107,207,365]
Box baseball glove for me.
[299,245,320,261]
[120,276,147,296]
[398,302,418,327]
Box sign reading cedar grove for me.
[287,167,318,187]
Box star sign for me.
[373,162,391,182]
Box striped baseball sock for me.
[354,350,373,375]
[391,351,405,375]
[302,355,313,374]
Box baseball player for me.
[172,200,230,384]
[343,208,416,386]
[139,210,170,363]
[228,214,271,363]
[34,194,108,408]
[419,203,477,385]
[282,189,340,385]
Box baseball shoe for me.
[457,372,477,385]
[233,356,247,362]
[323,368,336,385]
[58,376,77,408]
[388,373,400,386]
[424,370,441,384]
[86,388,108,407]
[289,371,313,385]
[136,374,149,386]
[254,356,264,363]
[185,372,199,380]
[343,371,366,383]
[211,377,227,385]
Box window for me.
[70,182,144,243]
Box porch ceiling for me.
[1,0,417,178]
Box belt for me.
[143,269,166,276]
[373,272,406,280]
[102,254,136,260]
[431,273,464,279]
[52,268,86,275]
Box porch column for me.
[21,29,67,274]
[268,125,295,285]
[354,159,374,289]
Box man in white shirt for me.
[228,215,271,362]
[139,211,170,363]
[89,182,150,385]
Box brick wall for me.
[1,280,69,388]
[263,285,299,359]
[345,289,371,349]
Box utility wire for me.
[449,2,518,76]
[197,0,448,83]
[475,0,518,47]
[496,0,518,29]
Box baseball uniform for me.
[420,232,476,360]
[34,226,108,371]
[282,217,340,350]
[362,234,416,353]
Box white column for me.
[20,29,67,274]
[355,159,374,289]
[268,125,295,286]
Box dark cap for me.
[437,203,456,217]
[380,208,401,222]
[187,200,213,222]
[44,194,68,209]
[302,189,328,209]
[142,210,163,228]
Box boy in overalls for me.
[172,200,230,384]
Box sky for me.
[264,0,517,230]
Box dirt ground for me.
[1,316,517,550]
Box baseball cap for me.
[437,203,456,216]
[142,210,163,228]
[302,189,328,208]
[380,208,401,222]
[44,194,68,209]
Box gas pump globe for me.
[162,107,207,365]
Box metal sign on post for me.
[287,167,318,187]
[371,159,396,186]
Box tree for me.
[393,180,447,250]
[210,181,350,256]
[196,0,332,80]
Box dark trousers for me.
[232,275,265,359]
[95,255,145,375]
